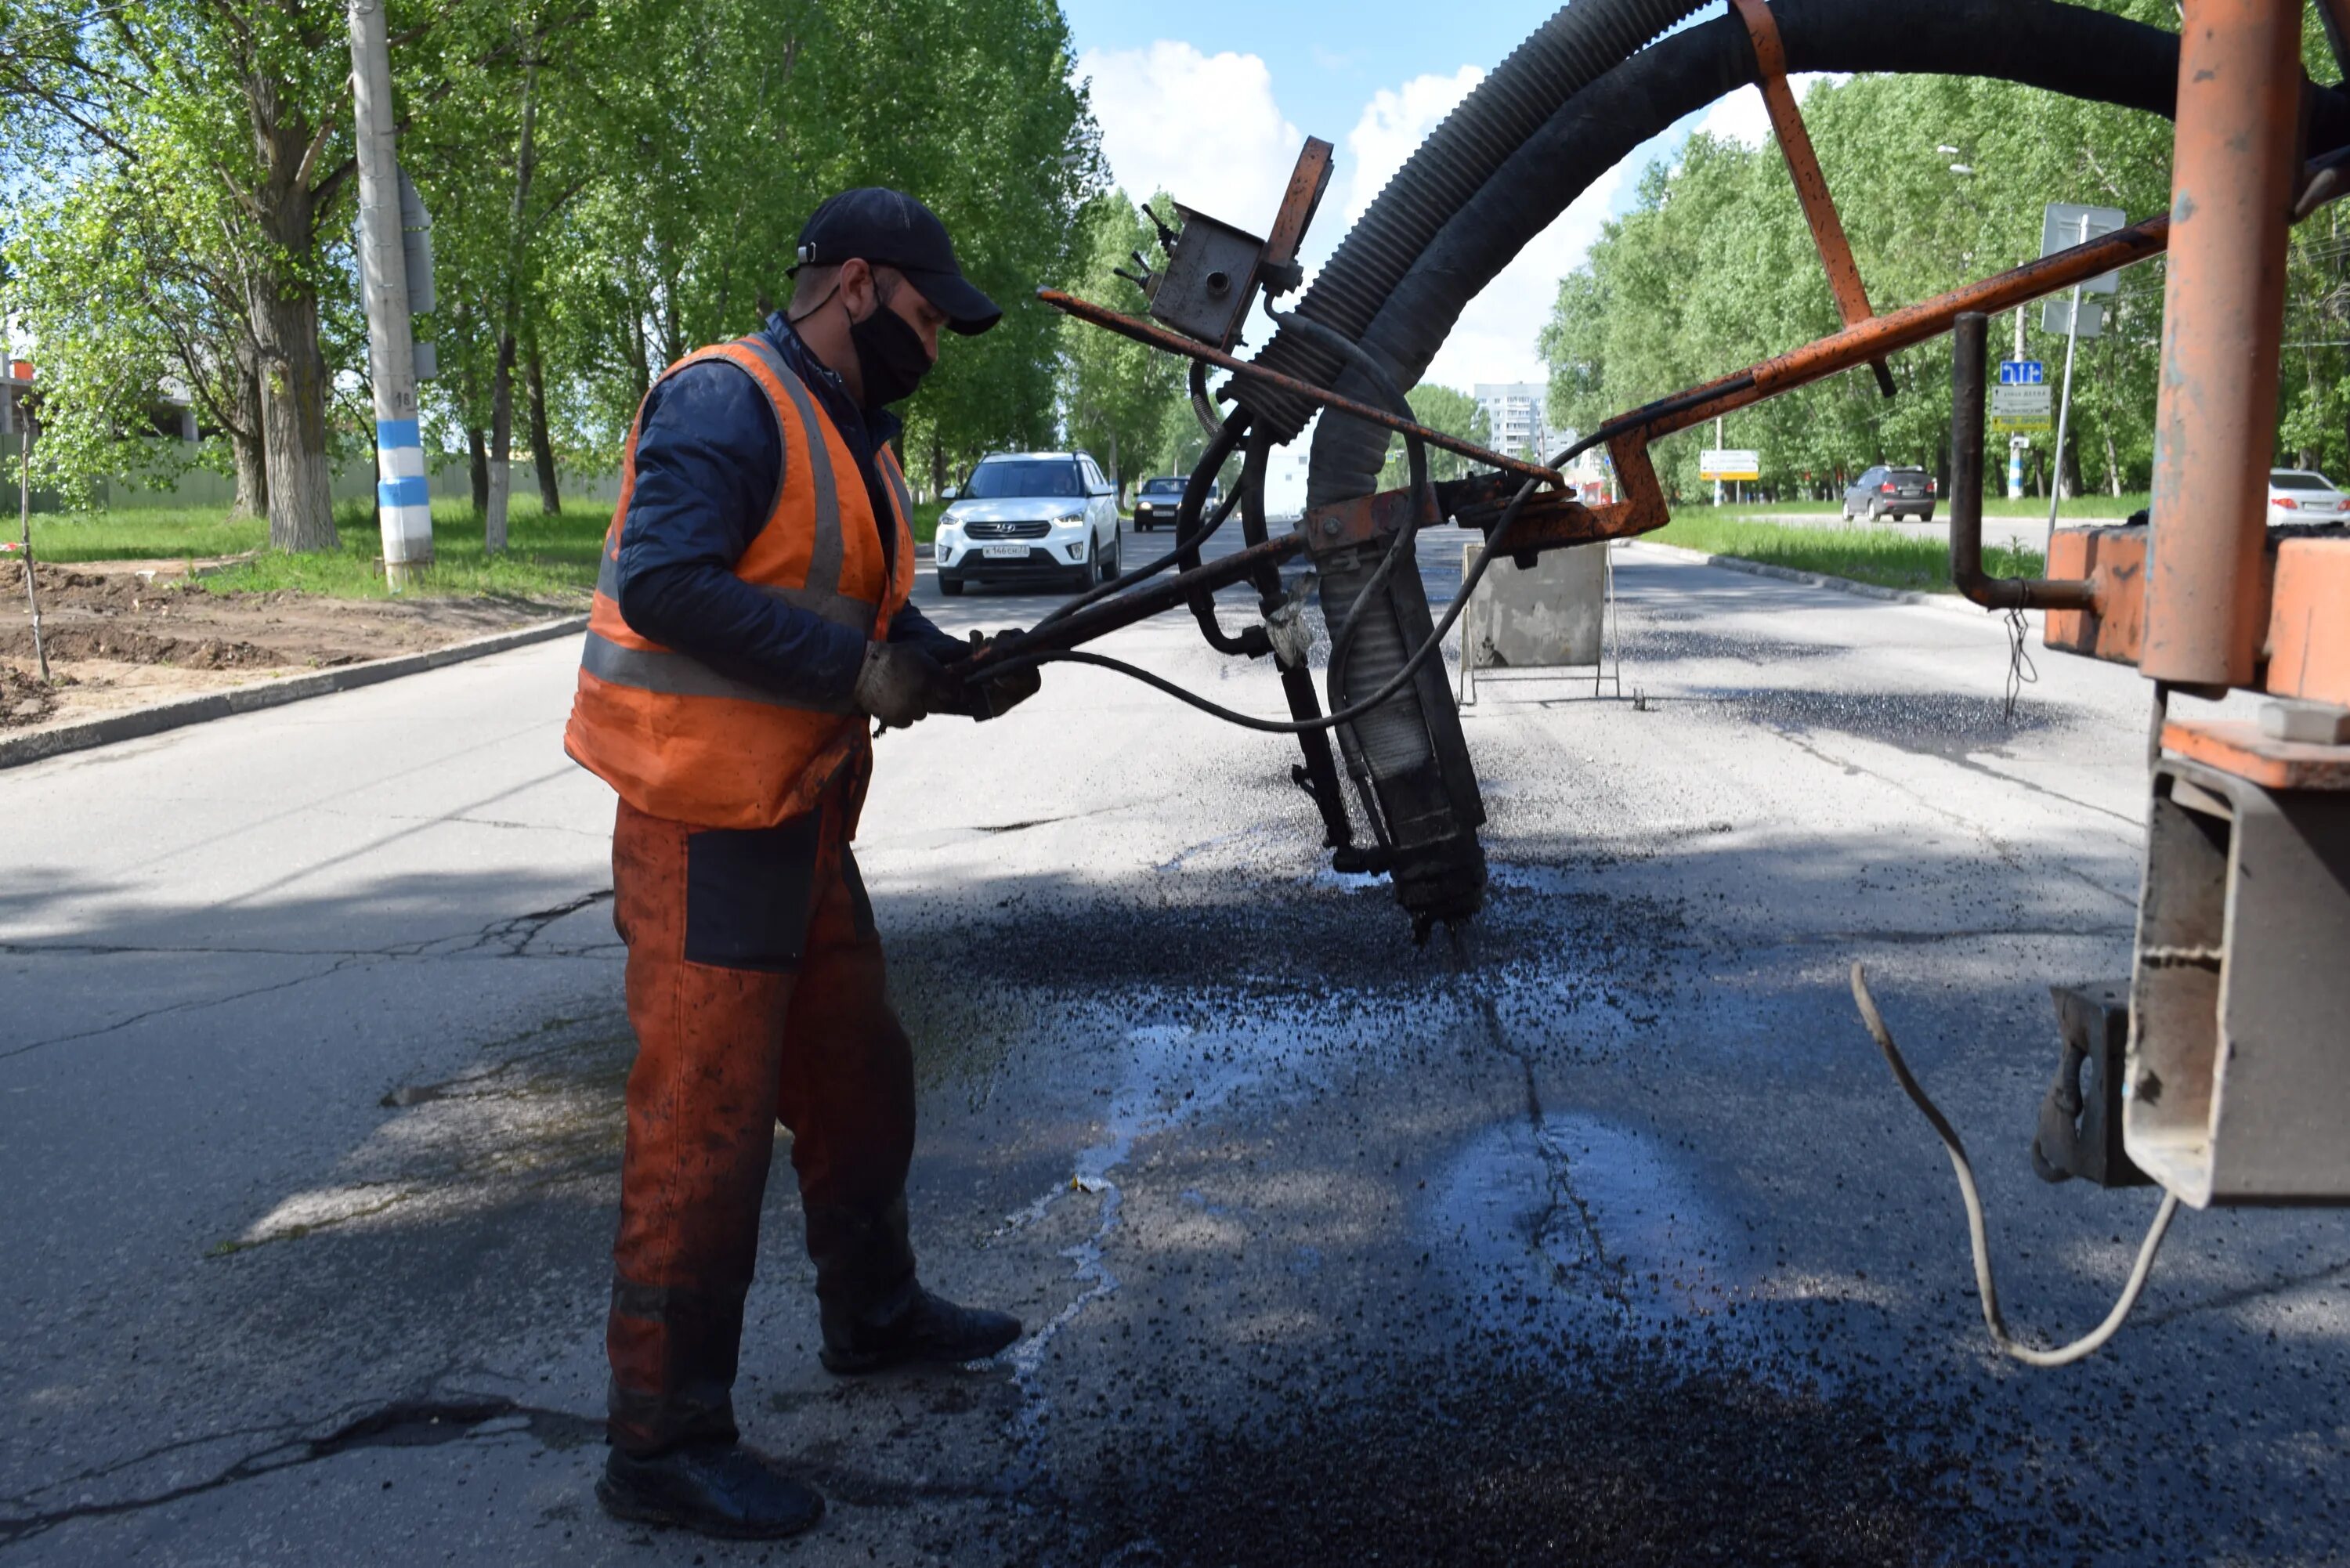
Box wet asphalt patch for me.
[1063,1345,1979,1567]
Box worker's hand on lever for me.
[956,628,1042,721]
[853,641,956,729]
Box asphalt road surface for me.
[5,525,2345,1566]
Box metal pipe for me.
[1948,312,2096,611]
[2142,0,2301,691]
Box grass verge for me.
[28,491,942,598]
[189,498,615,600]
[1693,491,2148,521]
[24,505,272,563]
[1651,514,2044,594]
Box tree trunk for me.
[248,273,338,551]
[929,432,947,498]
[485,61,539,555]
[468,427,490,515]
[526,336,561,515]
[487,349,515,552]
[1105,427,1119,509]
[228,349,269,522]
[2106,428,2124,497]
[2059,437,2084,500]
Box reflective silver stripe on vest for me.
[730,337,845,595]
[879,447,913,526]
[580,630,859,715]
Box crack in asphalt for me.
[447,889,616,959]
[0,1396,601,1547]
[0,958,363,1062]
[1457,978,1631,1313]
[0,892,618,1060]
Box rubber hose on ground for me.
[1303,0,2350,507]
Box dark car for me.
[1131,474,1220,532]
[1842,464,1934,522]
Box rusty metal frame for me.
[1260,138,1336,297]
[1036,287,1564,486]
[1728,0,1896,398]
[2141,0,2303,693]
[1468,214,2172,558]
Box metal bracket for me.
[1727,0,1896,399]
[2032,982,2152,1187]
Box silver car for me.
[2267,468,2348,525]
[933,451,1124,596]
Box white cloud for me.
[1336,66,1625,392]
[1690,74,1848,148]
[1075,42,1305,227]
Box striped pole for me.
[347,0,433,587]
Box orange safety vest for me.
[565,334,917,830]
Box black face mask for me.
[848,297,933,409]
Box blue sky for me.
[1059,3,1775,389]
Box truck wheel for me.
[941,577,964,597]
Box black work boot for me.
[598,1440,825,1540]
[819,1284,1023,1375]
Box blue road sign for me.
[1999,359,2046,385]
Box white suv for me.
[934,451,1123,595]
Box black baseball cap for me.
[794,188,1002,336]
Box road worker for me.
[564,187,1040,1541]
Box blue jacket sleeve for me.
[611,362,869,703]
[888,601,971,664]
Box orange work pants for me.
[603,779,916,1455]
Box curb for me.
[1622,540,2003,620]
[1,613,588,771]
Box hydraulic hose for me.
[1300,0,2350,506]
[1246,0,1719,442]
[1030,414,1246,636]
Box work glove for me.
[853,641,955,728]
[953,628,1043,721]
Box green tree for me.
[1059,195,1184,504]
[1376,384,1490,488]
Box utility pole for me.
[347,0,432,589]
[2043,212,2091,562]
[1713,415,1724,506]
[2008,302,2027,500]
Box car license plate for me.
[982,542,1029,559]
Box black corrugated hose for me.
[1244,0,1718,442]
[1285,0,2350,508]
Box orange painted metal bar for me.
[2140,0,2302,692]
[1592,212,2171,449]
[1260,137,1336,293]
[1035,287,1564,487]
[1728,0,1896,397]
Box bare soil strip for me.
[1,559,584,734]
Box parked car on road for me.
[1841,464,1934,522]
[1132,474,1220,531]
[2267,468,2348,525]
[933,451,1123,595]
